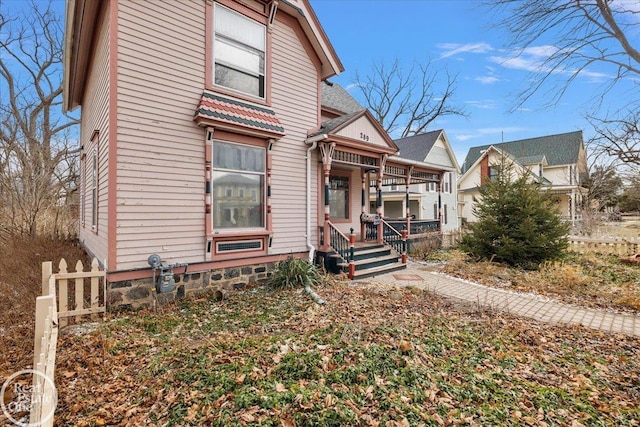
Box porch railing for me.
[385,219,440,235]
[381,219,405,255]
[364,221,377,241]
[327,222,351,263]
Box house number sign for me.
[359,132,370,142]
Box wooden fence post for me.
[58,259,68,327]
[74,260,84,324]
[42,261,52,296]
[90,258,100,320]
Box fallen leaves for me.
[51,283,640,426]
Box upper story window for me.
[488,166,499,182]
[443,172,452,193]
[213,4,266,99]
[427,182,437,193]
[569,165,575,185]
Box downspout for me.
[305,133,328,262]
[305,133,328,305]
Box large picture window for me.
[212,141,265,229]
[213,4,265,98]
[329,175,349,219]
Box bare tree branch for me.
[0,0,80,236]
[586,110,640,167]
[354,58,466,138]
[489,0,640,109]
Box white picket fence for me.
[567,235,640,256]
[29,258,105,426]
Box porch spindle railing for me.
[328,222,351,264]
[364,222,377,241]
[381,218,405,255]
[385,219,440,235]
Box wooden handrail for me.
[327,222,351,264]
[380,218,405,256]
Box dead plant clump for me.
[0,236,88,378]
[539,261,590,293]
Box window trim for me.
[91,148,98,230]
[211,2,268,101]
[84,130,99,234]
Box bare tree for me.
[587,110,640,167]
[489,1,640,170]
[489,0,640,108]
[354,59,466,138]
[0,1,79,237]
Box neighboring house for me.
[458,131,587,225]
[372,130,461,233]
[64,0,452,305]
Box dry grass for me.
[580,215,640,238]
[0,236,88,378]
[433,250,640,312]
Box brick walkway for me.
[363,261,640,337]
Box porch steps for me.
[332,243,407,280]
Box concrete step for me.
[350,262,407,280]
[338,254,400,270]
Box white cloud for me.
[437,42,494,59]
[489,45,610,82]
[451,126,529,143]
[475,76,499,84]
[465,100,497,110]
[455,134,476,141]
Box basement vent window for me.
[216,240,263,253]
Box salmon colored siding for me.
[269,15,320,254]
[115,0,206,269]
[78,4,110,265]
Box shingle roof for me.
[194,92,285,135]
[462,131,583,173]
[321,80,364,114]
[517,155,547,165]
[308,110,365,137]
[393,130,443,162]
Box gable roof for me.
[308,109,398,153]
[462,131,584,173]
[393,130,442,162]
[321,81,363,115]
[460,145,551,189]
[309,110,364,137]
[517,155,547,166]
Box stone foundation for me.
[107,262,276,310]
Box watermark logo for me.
[1,369,57,427]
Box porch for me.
[312,146,444,277]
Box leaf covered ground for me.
[424,251,640,313]
[55,283,640,426]
[0,236,88,380]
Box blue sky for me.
[6,0,633,166]
[310,0,637,166]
